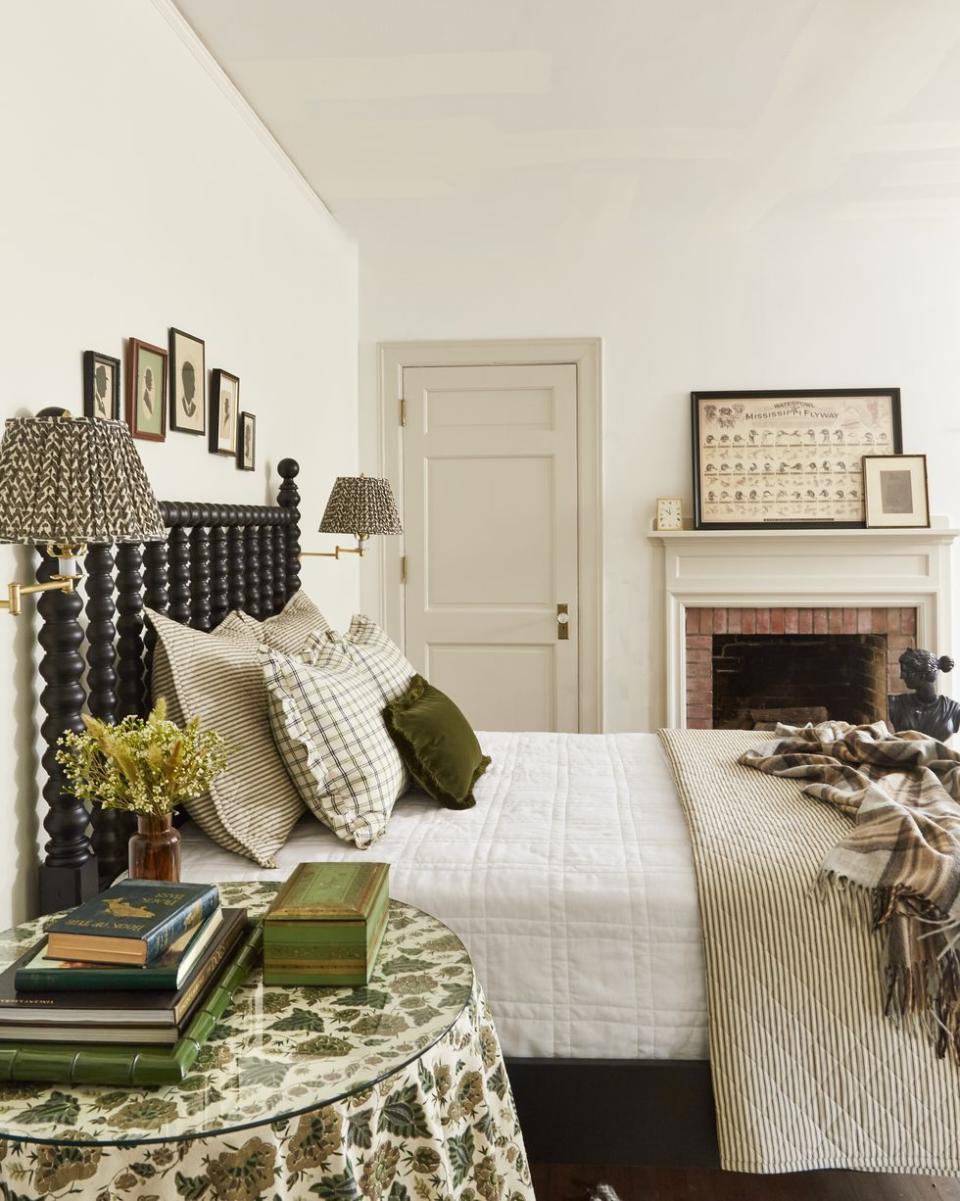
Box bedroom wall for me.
[0,0,359,925]
[358,220,960,734]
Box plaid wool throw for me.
[740,720,960,1059]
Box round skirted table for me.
[0,880,533,1201]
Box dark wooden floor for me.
[530,1163,960,1200]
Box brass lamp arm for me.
[1,577,76,617]
[302,533,370,559]
[0,543,86,615]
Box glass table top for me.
[0,880,474,1146]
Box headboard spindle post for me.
[37,549,98,913]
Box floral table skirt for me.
[0,980,533,1201]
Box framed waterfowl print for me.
[691,388,902,529]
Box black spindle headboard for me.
[36,458,303,915]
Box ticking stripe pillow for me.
[148,608,304,868]
[262,648,406,848]
[301,615,416,704]
[228,590,331,656]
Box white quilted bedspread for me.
[180,730,708,1060]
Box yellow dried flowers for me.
[56,697,227,816]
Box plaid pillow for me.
[301,615,415,703]
[262,648,406,847]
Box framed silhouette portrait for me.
[237,411,255,471]
[83,351,121,421]
[210,369,239,456]
[169,328,206,435]
[126,338,167,442]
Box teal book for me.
[16,907,224,992]
[0,923,262,1086]
[46,879,220,966]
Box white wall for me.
[0,0,359,925]
[359,218,960,733]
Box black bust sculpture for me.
[888,648,960,740]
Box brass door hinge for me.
[400,555,407,584]
[400,397,407,426]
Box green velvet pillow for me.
[384,675,491,810]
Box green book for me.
[0,922,262,1087]
[263,862,389,986]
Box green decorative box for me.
[263,862,390,986]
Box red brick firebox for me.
[685,606,917,729]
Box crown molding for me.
[149,0,334,220]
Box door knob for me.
[557,603,569,640]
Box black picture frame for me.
[168,328,206,435]
[237,411,255,471]
[82,351,121,420]
[209,369,239,456]
[863,453,930,529]
[691,388,903,530]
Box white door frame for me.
[378,338,603,733]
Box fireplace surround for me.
[649,524,959,728]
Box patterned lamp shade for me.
[319,476,403,537]
[0,415,165,546]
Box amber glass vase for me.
[128,813,181,883]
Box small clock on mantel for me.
[656,497,684,531]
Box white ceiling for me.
[175,0,960,241]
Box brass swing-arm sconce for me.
[302,532,371,560]
[302,475,402,561]
[0,543,84,616]
[0,409,165,615]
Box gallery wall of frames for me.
[82,330,256,472]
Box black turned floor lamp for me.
[0,413,164,914]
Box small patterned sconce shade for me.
[319,476,403,538]
[0,415,165,546]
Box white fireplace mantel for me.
[648,521,960,728]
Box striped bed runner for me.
[659,727,960,1175]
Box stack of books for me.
[0,879,260,1086]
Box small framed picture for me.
[237,411,256,471]
[83,351,121,420]
[863,454,929,528]
[126,338,167,442]
[169,328,206,435]
[210,369,239,455]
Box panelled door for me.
[401,363,580,732]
